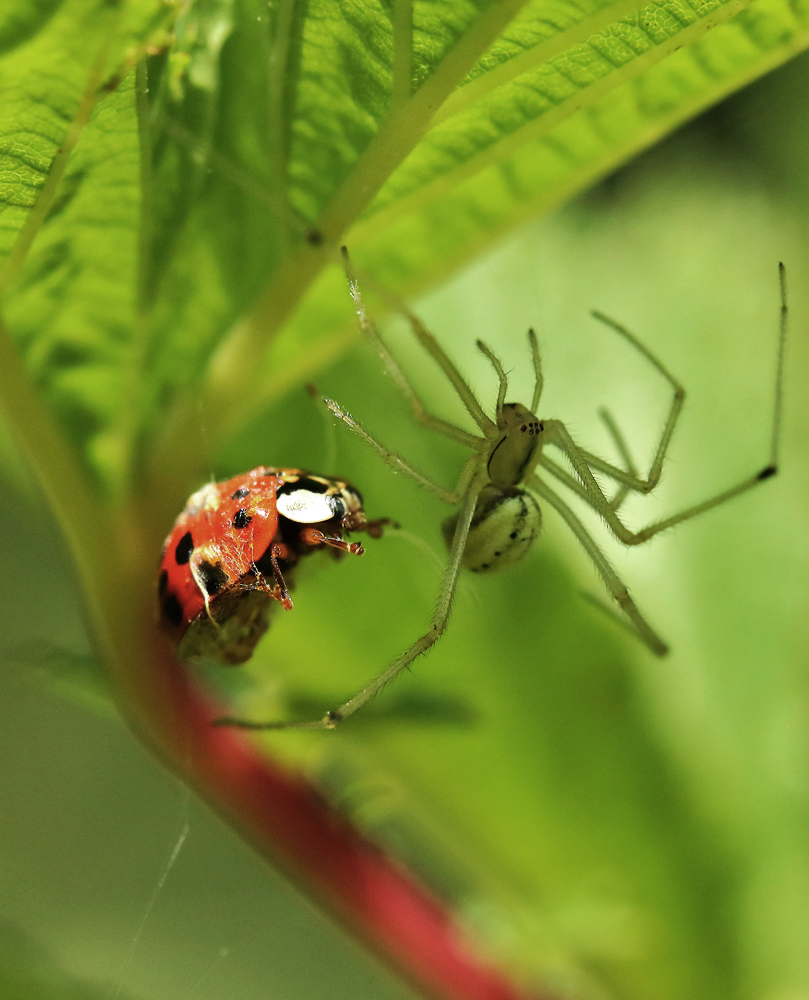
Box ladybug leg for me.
[189,555,224,629]
[299,526,365,555]
[197,588,218,626]
[253,542,294,611]
[340,510,397,538]
[363,517,396,539]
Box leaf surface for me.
[1,2,808,998]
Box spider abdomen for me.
[443,485,542,573]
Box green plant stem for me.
[110,58,158,499]
[267,0,297,253]
[0,314,121,664]
[314,0,532,244]
[391,0,414,111]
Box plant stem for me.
[166,0,533,480]
[391,0,414,112]
[131,616,552,1000]
[0,314,122,664]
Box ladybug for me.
[159,467,385,665]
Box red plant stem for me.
[1,271,546,1000]
[142,627,546,1000]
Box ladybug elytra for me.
[159,467,385,664]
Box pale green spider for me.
[227,256,787,732]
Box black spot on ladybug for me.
[175,531,194,565]
[233,507,252,529]
[198,560,229,596]
[231,486,250,500]
[163,593,184,627]
[158,569,168,598]
[328,495,346,518]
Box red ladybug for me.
[159,467,385,664]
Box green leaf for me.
[2,73,141,479]
[1,1,808,998]
[180,0,809,467]
[5,0,806,493]
[0,0,175,484]
[0,0,173,278]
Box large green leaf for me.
[1,1,808,998]
[3,0,808,493]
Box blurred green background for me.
[2,46,809,1000]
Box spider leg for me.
[585,264,786,496]
[341,250,479,448]
[546,411,781,546]
[323,397,479,504]
[573,447,671,494]
[529,474,669,656]
[570,406,645,501]
[599,407,639,510]
[528,329,544,413]
[539,408,640,511]
[343,249,495,435]
[545,263,786,543]
[216,471,488,730]
[539,454,594,505]
[400,307,495,434]
[476,340,508,417]
[589,310,685,493]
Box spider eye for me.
[442,486,541,573]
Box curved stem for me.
[391,0,414,111]
[0,299,548,999]
[0,313,122,663]
[133,619,550,1000]
[267,0,297,252]
[158,1,533,487]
